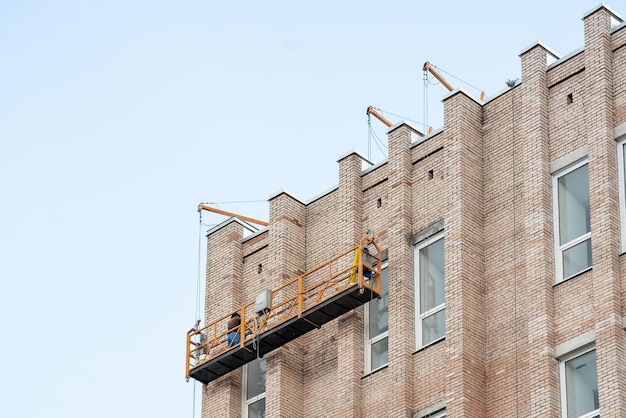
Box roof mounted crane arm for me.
[423,61,454,92]
[366,106,393,127]
[423,61,486,101]
[198,203,269,227]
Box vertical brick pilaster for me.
[442,90,486,418]
[202,220,245,417]
[584,5,626,417]
[386,123,415,417]
[336,151,365,417]
[265,191,306,418]
[519,43,559,417]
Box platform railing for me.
[186,236,381,379]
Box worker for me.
[362,246,375,279]
[227,312,241,347]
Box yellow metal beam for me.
[366,105,393,127]
[198,203,268,227]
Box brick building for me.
[191,4,626,417]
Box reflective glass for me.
[565,350,598,418]
[558,164,590,245]
[422,309,445,346]
[371,337,389,371]
[562,238,592,279]
[248,398,265,418]
[368,267,388,336]
[246,358,266,400]
[420,237,445,313]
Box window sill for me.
[413,336,445,355]
[554,266,592,287]
[362,364,388,379]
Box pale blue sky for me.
[0,1,604,417]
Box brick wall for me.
[199,5,626,417]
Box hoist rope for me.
[366,112,388,162]
[368,125,387,157]
[432,64,483,94]
[367,113,372,162]
[196,212,203,323]
[424,68,429,134]
[370,107,428,128]
[191,210,207,418]
[203,199,265,205]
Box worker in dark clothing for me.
[227,312,241,347]
[362,246,374,279]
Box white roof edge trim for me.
[267,188,305,204]
[583,3,622,21]
[336,149,373,166]
[205,217,260,237]
[519,40,560,60]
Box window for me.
[364,262,388,373]
[560,347,599,418]
[243,358,266,418]
[618,138,626,252]
[414,407,446,418]
[553,159,591,282]
[414,232,445,349]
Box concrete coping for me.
[267,188,305,204]
[441,87,483,106]
[205,217,262,237]
[583,3,622,22]
[555,330,595,358]
[519,41,560,63]
[336,148,372,165]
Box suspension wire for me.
[366,113,390,162]
[433,64,483,94]
[192,380,197,418]
[367,113,372,162]
[370,106,429,128]
[202,199,266,206]
[196,212,203,323]
[191,211,205,418]
[368,125,387,156]
[423,68,429,134]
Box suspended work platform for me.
[186,235,382,384]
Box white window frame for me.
[552,158,591,283]
[559,345,599,418]
[242,357,266,418]
[415,408,446,418]
[414,231,445,350]
[364,261,388,374]
[618,137,626,253]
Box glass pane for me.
[562,238,592,279]
[558,164,590,245]
[368,267,388,337]
[565,350,598,418]
[246,358,266,400]
[420,238,445,313]
[371,337,388,371]
[248,398,265,418]
[422,309,445,346]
